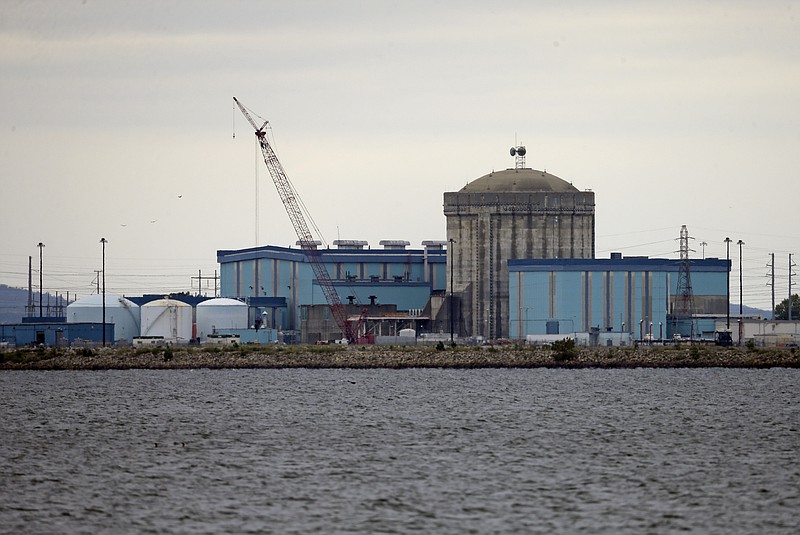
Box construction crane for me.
[233,97,360,343]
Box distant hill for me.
[0,284,69,323]
[0,285,28,323]
[736,304,772,320]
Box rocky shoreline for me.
[1,344,799,370]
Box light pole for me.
[100,238,107,346]
[449,238,455,344]
[37,242,44,317]
[725,237,732,329]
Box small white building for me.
[716,319,800,346]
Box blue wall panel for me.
[508,259,728,339]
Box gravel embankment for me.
[1,344,798,370]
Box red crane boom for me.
[233,97,358,343]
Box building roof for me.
[461,168,579,193]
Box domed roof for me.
[67,294,138,308]
[141,298,191,308]
[461,168,579,193]
[197,298,247,308]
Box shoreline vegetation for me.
[1,342,799,371]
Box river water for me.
[1,368,797,534]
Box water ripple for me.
[0,368,797,534]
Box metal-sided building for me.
[509,256,730,342]
[0,322,113,347]
[217,241,448,342]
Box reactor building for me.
[444,147,595,339]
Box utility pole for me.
[37,242,44,318]
[737,240,745,315]
[769,253,775,319]
[191,270,220,297]
[100,238,107,346]
[27,256,32,316]
[790,254,796,321]
[725,237,732,330]
[94,270,102,294]
[738,239,745,346]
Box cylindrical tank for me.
[67,294,140,343]
[195,298,248,341]
[140,298,192,342]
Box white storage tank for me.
[140,298,193,343]
[67,294,140,343]
[399,328,417,338]
[195,298,248,342]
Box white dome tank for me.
[67,294,140,343]
[195,298,248,341]
[140,298,193,342]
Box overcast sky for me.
[1,0,798,309]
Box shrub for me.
[435,341,445,352]
[163,346,174,361]
[552,338,578,362]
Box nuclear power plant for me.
[0,105,744,347]
[207,130,737,345]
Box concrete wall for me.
[444,190,595,339]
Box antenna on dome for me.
[510,145,526,169]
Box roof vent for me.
[333,240,368,250]
[421,240,448,250]
[295,240,322,248]
[379,240,410,250]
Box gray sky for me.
[1,0,798,309]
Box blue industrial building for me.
[509,256,730,342]
[0,322,113,347]
[216,245,731,344]
[217,241,449,342]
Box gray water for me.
[0,368,797,534]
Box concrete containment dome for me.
[67,294,140,342]
[461,168,579,193]
[195,298,248,342]
[140,298,193,342]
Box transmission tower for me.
[673,225,697,339]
